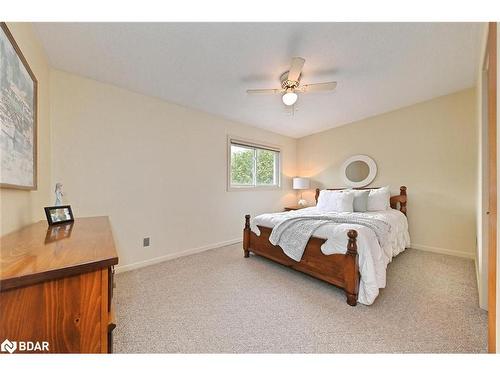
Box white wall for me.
[0,23,52,235]
[297,89,478,259]
[49,70,297,269]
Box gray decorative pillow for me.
[351,190,370,212]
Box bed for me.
[242,186,409,306]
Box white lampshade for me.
[293,177,310,190]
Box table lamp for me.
[293,177,310,207]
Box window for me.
[228,138,281,190]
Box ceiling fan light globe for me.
[282,92,298,106]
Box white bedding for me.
[251,207,410,305]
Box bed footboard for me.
[243,214,360,306]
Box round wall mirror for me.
[341,155,377,188]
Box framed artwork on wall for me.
[0,22,38,190]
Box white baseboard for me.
[115,238,242,274]
[411,243,476,259]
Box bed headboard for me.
[314,186,407,216]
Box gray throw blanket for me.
[269,213,390,261]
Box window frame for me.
[227,136,282,191]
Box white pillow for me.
[345,189,370,212]
[316,190,334,212]
[317,190,354,213]
[367,186,390,211]
[333,191,355,212]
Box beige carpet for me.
[114,244,487,353]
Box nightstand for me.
[284,205,309,211]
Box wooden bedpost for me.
[399,186,407,216]
[315,188,320,204]
[344,230,359,306]
[389,186,408,215]
[243,214,251,258]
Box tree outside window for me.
[229,140,280,189]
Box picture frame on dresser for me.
[44,205,74,226]
[0,22,38,190]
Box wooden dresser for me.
[0,216,118,353]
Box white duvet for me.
[251,207,410,305]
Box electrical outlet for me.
[143,237,150,247]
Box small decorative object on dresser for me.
[292,177,310,206]
[44,205,74,226]
[54,182,64,206]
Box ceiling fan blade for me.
[287,57,305,82]
[246,88,283,95]
[300,81,337,92]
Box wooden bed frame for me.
[243,186,407,306]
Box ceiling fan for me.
[246,57,337,106]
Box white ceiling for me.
[33,23,484,138]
